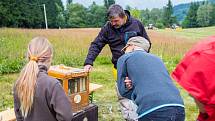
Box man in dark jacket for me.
[84,4,151,71]
[117,36,185,121]
[84,4,151,120]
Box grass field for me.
[157,26,215,41]
[0,27,215,120]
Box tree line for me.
[0,0,64,28]
[0,0,177,29]
[182,1,215,28]
[0,0,215,29]
[128,0,215,28]
[127,0,177,29]
[0,0,115,28]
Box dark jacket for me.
[84,10,151,68]
[13,65,73,121]
[117,50,184,117]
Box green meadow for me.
[0,27,215,120]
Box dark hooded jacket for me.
[84,10,151,68]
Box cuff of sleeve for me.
[84,59,94,66]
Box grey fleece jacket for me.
[13,65,73,121]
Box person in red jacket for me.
[172,36,215,121]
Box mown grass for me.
[157,26,215,41]
[0,27,214,120]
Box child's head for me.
[15,36,53,117]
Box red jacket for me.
[172,36,215,121]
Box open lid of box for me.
[48,65,88,78]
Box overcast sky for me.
[62,0,203,9]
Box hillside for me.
[173,3,190,22]
[173,0,215,23]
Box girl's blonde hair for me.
[15,37,53,117]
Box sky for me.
[62,0,203,9]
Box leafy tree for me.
[130,9,142,20]
[42,0,64,28]
[67,0,72,4]
[0,0,19,27]
[104,0,115,9]
[210,4,215,25]
[21,0,44,28]
[162,0,176,27]
[141,9,150,25]
[182,2,200,28]
[67,3,87,28]
[0,0,64,28]
[86,2,106,27]
[150,8,163,25]
[155,21,165,29]
[56,3,65,28]
[197,3,213,27]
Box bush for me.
[155,22,165,29]
[0,58,25,74]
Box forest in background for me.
[1,0,215,29]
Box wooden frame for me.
[48,65,89,112]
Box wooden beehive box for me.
[48,65,89,112]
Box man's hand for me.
[84,65,93,72]
[124,77,132,90]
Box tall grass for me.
[0,28,112,74]
[1,27,214,120]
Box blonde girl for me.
[14,37,73,121]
